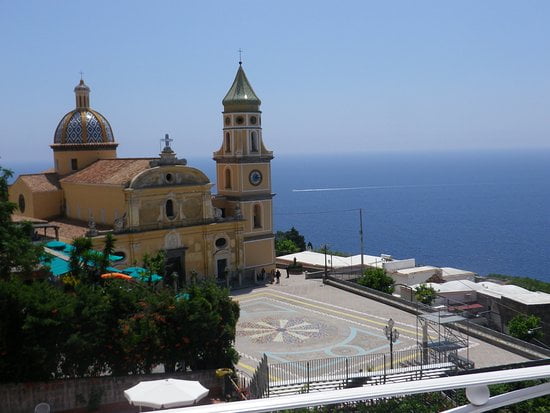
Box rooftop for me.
[14,172,60,192]
[277,251,383,269]
[60,158,155,186]
[396,265,439,275]
[413,280,550,305]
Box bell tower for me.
[213,63,275,274]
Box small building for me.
[392,265,441,287]
[440,267,476,282]
[276,251,383,272]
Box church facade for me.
[9,65,276,283]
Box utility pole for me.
[359,208,364,275]
[324,244,328,281]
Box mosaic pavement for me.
[234,290,421,366]
[232,276,528,374]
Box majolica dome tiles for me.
[54,109,114,144]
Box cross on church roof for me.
[79,70,84,80]
[238,48,243,65]
[162,133,173,149]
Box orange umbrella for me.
[101,272,133,280]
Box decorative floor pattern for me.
[238,317,330,344]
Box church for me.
[9,65,276,284]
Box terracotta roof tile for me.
[47,218,111,241]
[60,158,155,186]
[18,173,61,192]
[11,214,48,223]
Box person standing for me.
[275,269,281,284]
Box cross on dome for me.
[162,133,173,149]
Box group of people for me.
[258,268,285,284]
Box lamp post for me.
[384,318,400,369]
[323,244,328,281]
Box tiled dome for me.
[53,79,115,145]
[54,109,114,144]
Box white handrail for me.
[158,364,550,413]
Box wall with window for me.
[62,182,125,225]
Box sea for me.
[4,149,550,282]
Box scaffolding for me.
[416,311,474,370]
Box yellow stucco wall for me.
[8,180,62,219]
[9,180,35,217]
[62,183,125,224]
[91,220,243,278]
[216,163,271,194]
[126,185,211,228]
[33,191,63,219]
[53,148,117,176]
[241,199,273,234]
[244,237,275,269]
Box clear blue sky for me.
[1,0,549,163]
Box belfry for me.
[213,63,275,275]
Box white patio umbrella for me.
[124,378,209,410]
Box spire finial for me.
[238,48,243,65]
[161,133,173,150]
[79,70,84,81]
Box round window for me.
[215,238,227,248]
[225,116,231,125]
[165,173,173,183]
[250,116,257,125]
[236,116,244,125]
[18,194,25,213]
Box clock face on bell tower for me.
[249,170,262,186]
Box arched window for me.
[165,199,175,219]
[250,131,258,153]
[225,168,232,189]
[18,194,25,213]
[225,132,231,152]
[253,204,262,228]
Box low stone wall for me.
[0,370,220,413]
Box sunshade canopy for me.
[124,378,209,409]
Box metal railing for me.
[247,347,463,398]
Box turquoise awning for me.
[44,257,71,276]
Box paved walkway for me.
[231,272,527,375]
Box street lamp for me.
[323,244,329,281]
[384,318,400,369]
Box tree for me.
[99,233,116,275]
[275,239,300,256]
[357,267,394,294]
[507,314,543,342]
[285,227,306,251]
[275,227,306,256]
[415,284,437,305]
[0,277,75,382]
[0,166,43,279]
[69,237,93,281]
[142,250,165,287]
